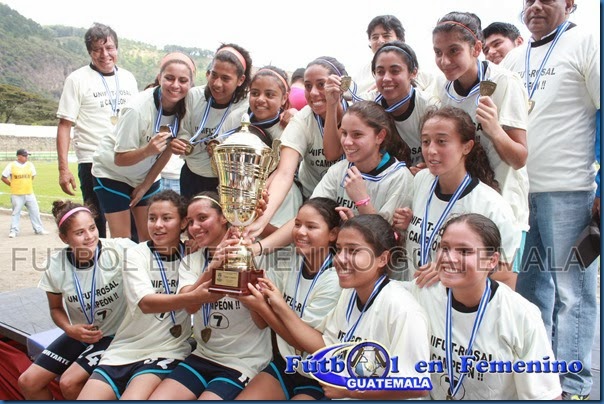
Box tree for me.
[0,84,40,123]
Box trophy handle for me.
[269,139,281,173]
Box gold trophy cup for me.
[209,114,280,294]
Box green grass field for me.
[0,161,82,214]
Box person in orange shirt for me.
[1,149,49,238]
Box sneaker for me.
[8,232,16,238]
[35,230,50,235]
[562,392,590,400]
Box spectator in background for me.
[56,22,139,238]
[288,67,307,110]
[482,21,524,64]
[2,149,48,238]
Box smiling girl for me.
[18,201,134,400]
[395,106,520,287]
[255,214,430,400]
[431,12,530,271]
[236,197,342,400]
[175,43,252,198]
[92,52,195,240]
[245,57,348,238]
[405,213,561,400]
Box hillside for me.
[0,3,213,124]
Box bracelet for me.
[355,196,371,207]
[255,240,264,256]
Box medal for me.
[201,327,212,343]
[185,143,194,156]
[528,100,535,114]
[446,393,454,400]
[159,125,171,134]
[479,80,497,97]
[90,325,99,331]
[170,324,182,338]
[340,75,352,92]
[110,115,118,125]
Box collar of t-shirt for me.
[89,63,117,77]
[203,90,231,109]
[354,277,390,311]
[380,90,417,122]
[434,176,480,202]
[153,86,176,116]
[66,240,103,270]
[531,22,576,47]
[448,280,499,313]
[359,152,395,177]
[147,240,185,262]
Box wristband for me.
[355,197,371,207]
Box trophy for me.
[208,114,280,295]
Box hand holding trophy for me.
[208,114,280,295]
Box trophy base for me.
[209,268,264,296]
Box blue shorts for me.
[93,177,161,213]
[34,333,113,375]
[165,354,247,400]
[90,357,179,399]
[262,353,325,400]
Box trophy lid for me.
[220,113,270,150]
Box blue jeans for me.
[161,178,181,194]
[518,191,598,395]
[10,194,45,234]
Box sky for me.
[1,0,600,76]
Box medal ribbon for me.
[444,60,483,106]
[445,278,491,399]
[420,174,472,266]
[291,253,333,318]
[314,99,349,138]
[189,97,233,146]
[524,21,570,102]
[343,275,387,342]
[154,89,179,137]
[98,68,120,117]
[250,111,281,127]
[375,86,415,113]
[72,245,100,325]
[200,248,212,328]
[348,80,364,102]
[152,244,185,328]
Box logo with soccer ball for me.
[347,341,390,378]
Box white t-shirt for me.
[433,61,529,229]
[360,89,440,166]
[318,280,430,381]
[57,65,138,163]
[178,248,271,381]
[179,86,249,177]
[38,238,135,336]
[502,25,600,192]
[405,281,562,400]
[405,170,521,277]
[99,242,191,366]
[267,253,341,365]
[279,106,340,198]
[311,155,413,223]
[353,61,436,94]
[92,88,176,187]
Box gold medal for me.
[479,80,497,97]
[340,75,352,92]
[446,394,454,400]
[110,115,118,125]
[169,324,182,338]
[159,125,171,134]
[528,100,535,114]
[201,327,212,343]
[185,143,194,156]
[90,325,99,331]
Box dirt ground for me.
[0,209,64,292]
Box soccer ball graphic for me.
[348,343,389,378]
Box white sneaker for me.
[35,230,50,235]
[8,232,16,238]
